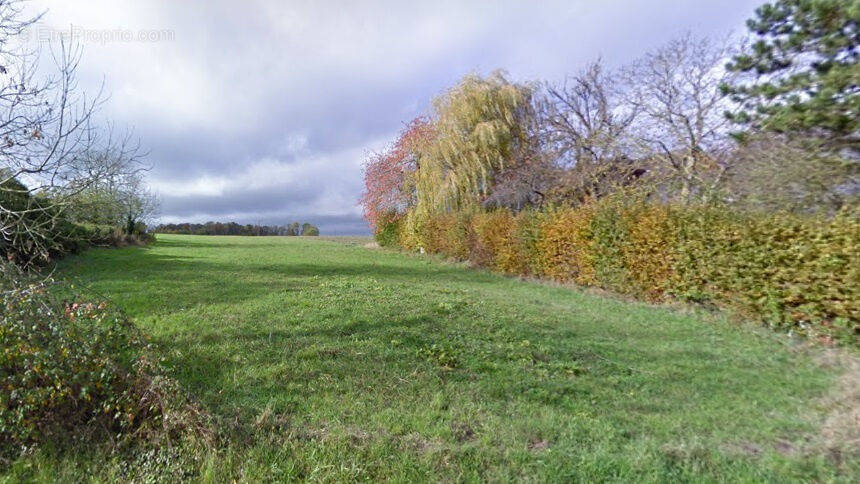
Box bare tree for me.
[539,60,642,203]
[543,60,636,167]
[0,0,144,264]
[621,33,738,203]
[118,171,159,234]
[483,151,557,209]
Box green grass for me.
[5,234,854,482]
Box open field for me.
[7,234,855,482]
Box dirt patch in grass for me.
[816,350,860,463]
[724,349,859,466]
[528,439,550,452]
[451,422,476,442]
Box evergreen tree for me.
[725,0,859,147]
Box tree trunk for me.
[680,154,695,204]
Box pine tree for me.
[726,0,859,147]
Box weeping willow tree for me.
[413,71,536,217]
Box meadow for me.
[6,234,855,482]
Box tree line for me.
[360,0,858,231]
[155,221,319,236]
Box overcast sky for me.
[30,0,761,234]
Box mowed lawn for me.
[35,234,852,481]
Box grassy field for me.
[5,234,855,482]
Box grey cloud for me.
[160,184,321,219]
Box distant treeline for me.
[155,221,319,236]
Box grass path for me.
[25,234,854,481]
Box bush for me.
[0,181,153,266]
[397,211,423,251]
[587,198,632,293]
[667,207,859,339]
[0,178,147,265]
[621,204,676,300]
[419,212,447,254]
[420,212,470,259]
[0,265,207,462]
[510,209,543,276]
[536,205,596,285]
[492,212,531,275]
[374,212,402,248]
[470,210,516,270]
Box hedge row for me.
[1,266,207,461]
[0,223,154,267]
[380,200,859,344]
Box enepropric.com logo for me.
[30,24,175,44]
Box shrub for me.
[0,179,148,265]
[420,212,448,254]
[587,198,631,293]
[0,178,72,266]
[621,204,676,300]
[511,210,543,276]
[397,211,422,251]
[446,212,472,260]
[668,207,859,339]
[493,213,526,275]
[536,205,596,284]
[421,212,470,259]
[470,210,516,270]
[0,265,208,462]
[374,212,402,247]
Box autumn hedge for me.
[379,200,859,345]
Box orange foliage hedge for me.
[622,204,676,301]
[536,205,596,285]
[378,198,859,344]
[470,211,515,271]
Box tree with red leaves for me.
[359,118,434,230]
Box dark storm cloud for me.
[33,0,762,235]
[161,185,320,219]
